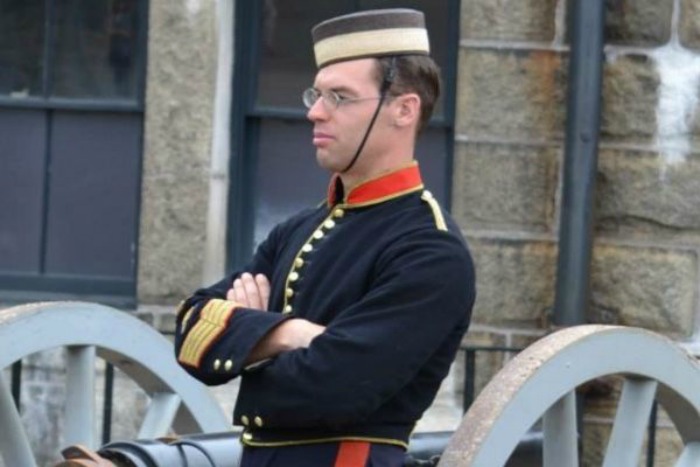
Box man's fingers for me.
[255,274,271,310]
[233,278,247,304]
[228,273,271,310]
[241,273,262,309]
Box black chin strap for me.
[341,57,397,173]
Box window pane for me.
[415,127,450,206]
[45,111,141,278]
[253,118,328,248]
[256,0,450,118]
[256,1,353,109]
[51,0,141,99]
[0,109,47,273]
[0,0,45,97]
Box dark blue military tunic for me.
[174,163,475,463]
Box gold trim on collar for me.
[344,185,424,209]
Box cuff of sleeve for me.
[177,299,240,368]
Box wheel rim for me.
[0,301,231,467]
[439,325,700,466]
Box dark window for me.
[0,0,46,96]
[230,0,460,265]
[0,0,147,307]
[0,0,143,101]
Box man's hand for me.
[227,273,270,310]
[246,319,326,364]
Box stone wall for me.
[456,0,700,464]
[137,0,219,303]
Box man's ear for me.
[393,93,421,128]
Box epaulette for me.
[420,190,447,231]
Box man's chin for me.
[315,152,344,173]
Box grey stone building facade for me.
[2,0,700,465]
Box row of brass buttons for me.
[282,207,345,314]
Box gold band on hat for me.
[314,28,429,68]
[312,9,430,68]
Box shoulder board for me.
[420,190,447,231]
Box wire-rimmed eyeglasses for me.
[302,87,382,111]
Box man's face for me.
[306,58,391,176]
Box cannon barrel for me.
[57,430,544,467]
[58,431,448,467]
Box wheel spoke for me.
[0,370,38,467]
[602,377,657,467]
[137,392,182,439]
[65,346,97,448]
[675,441,700,467]
[543,390,578,467]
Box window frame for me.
[0,0,149,112]
[0,0,149,308]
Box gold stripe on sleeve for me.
[178,299,238,368]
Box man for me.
[175,9,475,467]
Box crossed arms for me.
[227,272,325,365]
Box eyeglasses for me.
[302,87,381,111]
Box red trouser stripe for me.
[334,441,371,467]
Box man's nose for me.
[306,98,329,122]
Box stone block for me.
[143,0,217,177]
[601,54,659,143]
[649,45,700,145]
[452,142,559,233]
[581,414,683,466]
[137,170,209,303]
[467,238,557,327]
[457,48,567,140]
[603,0,673,46]
[596,149,700,239]
[644,422,684,466]
[590,244,697,337]
[680,0,700,50]
[455,331,509,410]
[509,332,546,351]
[461,0,558,41]
[103,368,150,441]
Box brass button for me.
[243,432,253,441]
[333,208,345,218]
[254,416,264,427]
[213,359,221,371]
[285,288,294,298]
[323,219,336,229]
[313,230,324,240]
[294,258,304,268]
[284,305,293,313]
[241,415,249,426]
[289,271,299,282]
[224,359,233,371]
[302,244,313,253]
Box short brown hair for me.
[374,55,441,133]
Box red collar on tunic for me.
[326,163,424,208]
